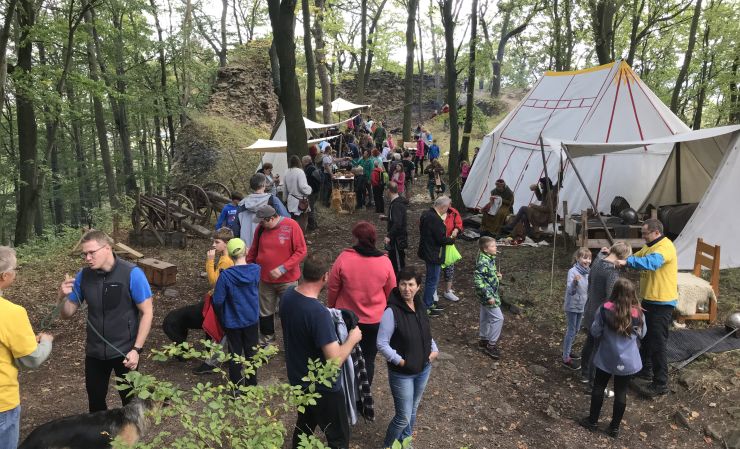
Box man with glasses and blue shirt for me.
[57,230,153,412]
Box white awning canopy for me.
[244,135,339,153]
[316,97,371,113]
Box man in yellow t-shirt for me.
[162,227,234,374]
[616,218,677,398]
[0,246,53,449]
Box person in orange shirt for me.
[0,246,53,449]
[162,227,234,374]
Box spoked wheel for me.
[176,184,212,225]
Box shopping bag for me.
[442,244,462,268]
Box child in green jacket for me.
[474,236,504,360]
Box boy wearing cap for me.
[246,205,307,346]
[212,238,261,386]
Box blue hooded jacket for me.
[212,264,261,329]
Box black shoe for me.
[569,353,582,361]
[578,417,598,432]
[193,362,217,375]
[635,369,652,381]
[607,426,620,438]
[426,308,442,317]
[431,302,446,312]
[478,339,489,349]
[483,344,501,360]
[641,383,668,398]
[562,358,581,370]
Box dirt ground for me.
[13,188,740,449]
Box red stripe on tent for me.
[594,155,607,208]
[512,150,536,193]
[530,152,553,204]
[574,63,620,141]
[538,75,578,141]
[624,70,650,152]
[501,136,542,147]
[631,71,677,135]
[605,68,625,142]
[498,147,519,179]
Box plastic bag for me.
[442,244,462,268]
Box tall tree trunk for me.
[362,0,388,89]
[180,0,193,125]
[588,0,616,65]
[110,10,138,194]
[219,0,228,66]
[313,0,332,123]
[430,0,441,109]
[356,0,367,102]
[730,56,739,124]
[0,0,19,110]
[301,0,316,120]
[268,0,307,159]
[233,0,243,45]
[83,7,120,209]
[149,0,177,158]
[440,0,462,209]
[460,0,477,163]
[692,8,712,130]
[67,85,91,219]
[670,0,702,114]
[13,0,38,245]
[416,5,424,125]
[402,0,419,141]
[153,108,166,194]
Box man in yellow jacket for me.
[616,219,676,397]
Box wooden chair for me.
[678,238,720,324]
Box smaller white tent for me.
[550,125,740,269]
[316,97,371,113]
[253,116,352,176]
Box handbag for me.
[441,244,462,268]
[290,193,309,212]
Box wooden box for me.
[137,258,177,288]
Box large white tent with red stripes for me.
[462,61,690,215]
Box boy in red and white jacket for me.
[246,205,307,346]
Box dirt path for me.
[13,189,738,448]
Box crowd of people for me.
[0,110,681,448]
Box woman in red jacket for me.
[328,221,396,386]
[441,206,463,302]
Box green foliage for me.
[111,340,340,449]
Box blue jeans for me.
[423,263,441,309]
[0,405,21,449]
[562,311,583,361]
[383,363,432,447]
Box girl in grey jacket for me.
[562,248,591,369]
[581,278,646,438]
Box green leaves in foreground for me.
[112,340,339,449]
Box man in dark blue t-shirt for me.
[280,255,361,449]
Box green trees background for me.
[0,0,738,245]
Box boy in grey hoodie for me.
[231,173,289,246]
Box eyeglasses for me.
[80,245,107,259]
[261,216,275,223]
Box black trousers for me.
[224,325,259,387]
[640,302,673,387]
[388,242,406,274]
[291,389,350,449]
[307,192,319,230]
[162,301,204,344]
[372,186,385,213]
[85,356,133,413]
[358,322,380,386]
[580,332,600,384]
[589,368,629,429]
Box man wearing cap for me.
[246,205,307,346]
[58,230,153,412]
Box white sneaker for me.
[605,388,615,398]
[442,290,460,302]
[433,291,439,302]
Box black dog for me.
[19,399,158,449]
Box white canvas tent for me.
[249,116,350,176]
[462,61,690,215]
[316,97,371,113]
[549,125,740,269]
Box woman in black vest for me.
[377,269,439,448]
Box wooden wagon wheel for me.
[177,184,212,225]
[203,182,231,199]
[171,193,196,229]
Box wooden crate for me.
[137,258,177,288]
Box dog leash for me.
[38,301,129,361]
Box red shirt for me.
[416,139,425,157]
[327,249,396,324]
[444,206,464,237]
[246,217,307,283]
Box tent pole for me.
[675,142,682,203]
[539,137,558,297]
[559,143,614,245]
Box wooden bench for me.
[677,238,720,324]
